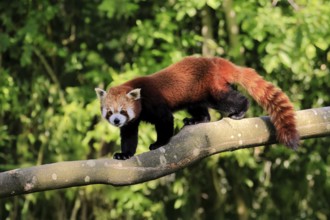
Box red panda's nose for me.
[114,118,120,125]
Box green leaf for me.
[174,199,183,209]
[305,44,316,59]
[315,39,328,50]
[207,0,221,9]
[278,51,292,67]
[0,33,10,52]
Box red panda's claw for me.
[183,118,198,126]
[149,143,162,151]
[113,152,133,160]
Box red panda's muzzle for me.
[108,113,128,128]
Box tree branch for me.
[1,107,330,198]
[222,0,244,64]
[201,5,216,57]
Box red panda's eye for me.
[119,110,125,115]
[106,111,112,118]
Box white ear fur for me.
[126,88,141,100]
[95,88,107,99]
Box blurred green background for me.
[1,0,329,219]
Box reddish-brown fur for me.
[112,56,299,149]
[105,86,142,115]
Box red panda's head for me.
[95,86,142,128]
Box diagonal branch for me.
[1,107,330,198]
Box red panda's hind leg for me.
[183,105,211,126]
[211,89,249,120]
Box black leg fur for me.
[149,108,174,150]
[211,89,249,120]
[183,105,211,126]
[114,120,140,160]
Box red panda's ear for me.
[95,88,107,99]
[126,88,141,100]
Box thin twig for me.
[33,47,67,106]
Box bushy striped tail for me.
[236,67,299,149]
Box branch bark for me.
[1,107,330,198]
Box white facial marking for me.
[109,113,127,127]
[102,108,107,118]
[127,107,135,120]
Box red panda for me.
[95,56,299,160]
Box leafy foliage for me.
[0,0,329,219]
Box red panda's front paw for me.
[113,152,133,160]
[149,143,162,151]
[183,117,210,126]
[183,117,197,126]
